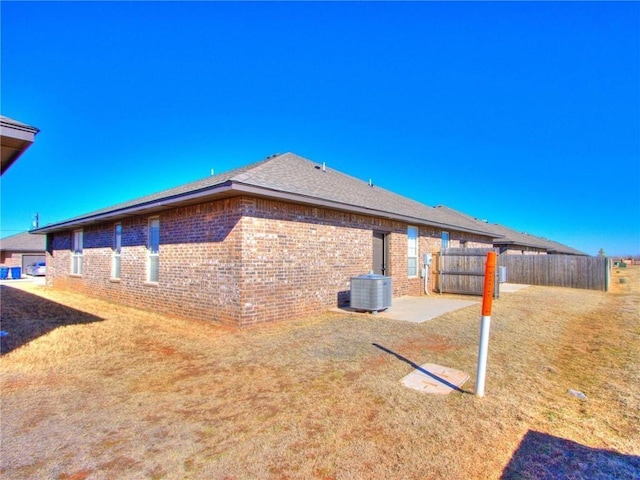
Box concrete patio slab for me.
[401,363,470,395]
[334,284,527,323]
[335,295,479,323]
[500,283,530,293]
[376,296,478,323]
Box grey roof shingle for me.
[29,151,585,255]
[0,231,46,252]
[434,205,587,255]
[231,154,497,234]
[33,152,498,236]
[0,115,39,132]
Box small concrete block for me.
[401,363,469,395]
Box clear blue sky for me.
[1,1,638,256]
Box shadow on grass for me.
[0,285,103,355]
[372,343,472,395]
[502,430,640,479]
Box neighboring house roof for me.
[0,231,46,252]
[537,238,587,256]
[32,152,500,237]
[434,205,587,255]
[0,115,39,175]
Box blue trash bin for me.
[10,267,21,279]
[0,267,8,280]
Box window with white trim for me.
[147,217,160,283]
[441,231,450,249]
[71,229,83,275]
[407,226,418,277]
[112,223,122,279]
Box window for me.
[112,223,122,279]
[407,226,418,277]
[441,231,449,249]
[147,217,160,282]
[71,230,83,275]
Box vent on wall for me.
[350,274,392,312]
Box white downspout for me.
[423,256,430,296]
[424,265,430,295]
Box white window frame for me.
[407,226,418,277]
[442,231,450,250]
[112,223,122,279]
[147,217,160,283]
[71,229,83,275]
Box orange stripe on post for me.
[481,252,497,316]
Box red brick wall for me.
[238,198,375,325]
[46,195,494,327]
[48,198,245,326]
[1,252,22,268]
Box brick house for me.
[433,206,586,255]
[0,231,46,272]
[33,153,499,327]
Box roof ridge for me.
[31,152,527,241]
[319,156,437,208]
[230,152,291,182]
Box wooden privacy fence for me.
[435,248,500,296]
[435,250,609,295]
[498,255,610,291]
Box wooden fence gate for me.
[435,248,499,296]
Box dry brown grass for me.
[1,267,638,479]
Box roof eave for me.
[32,182,236,234]
[231,183,498,237]
[32,180,497,238]
[493,239,549,250]
[0,118,40,175]
[0,248,46,253]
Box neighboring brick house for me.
[433,206,586,256]
[33,153,499,327]
[0,231,46,272]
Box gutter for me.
[492,239,550,250]
[32,180,501,238]
[31,182,237,234]
[232,183,501,237]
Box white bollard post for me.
[476,251,497,398]
[476,315,491,398]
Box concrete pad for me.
[401,363,470,395]
[500,283,530,293]
[333,295,478,323]
[376,296,478,323]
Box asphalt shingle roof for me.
[32,152,585,255]
[0,115,39,131]
[0,231,46,252]
[434,205,586,255]
[35,152,498,236]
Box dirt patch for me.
[1,267,638,479]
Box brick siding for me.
[0,252,22,268]
[46,196,493,327]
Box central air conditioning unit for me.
[350,273,392,312]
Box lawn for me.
[1,267,638,479]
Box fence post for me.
[439,252,443,295]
